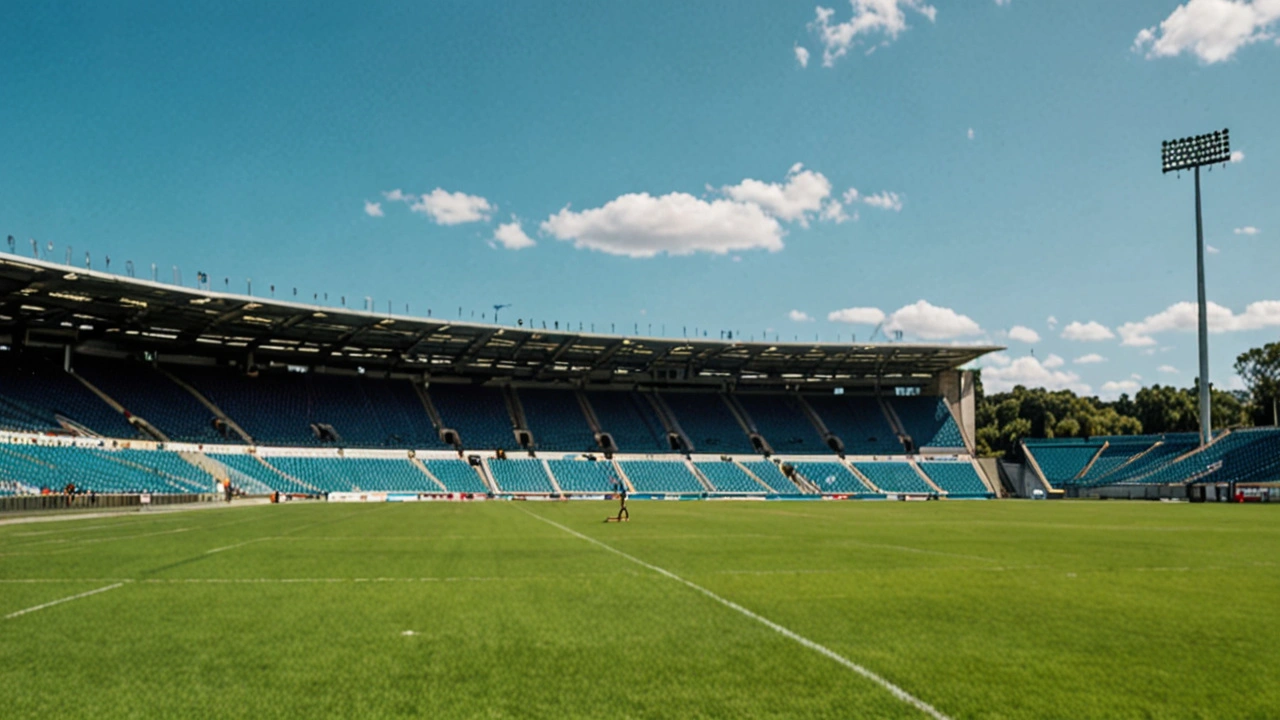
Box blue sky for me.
[2,1,1278,398]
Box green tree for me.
[1235,342,1280,426]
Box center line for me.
[4,582,127,620]
[514,507,950,720]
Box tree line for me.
[973,341,1280,458]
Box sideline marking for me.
[4,582,126,620]
[515,506,951,720]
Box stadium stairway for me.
[407,456,450,492]
[158,367,255,443]
[740,460,808,494]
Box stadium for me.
[6,2,1280,718]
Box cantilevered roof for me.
[0,254,1000,386]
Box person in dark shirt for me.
[613,477,629,522]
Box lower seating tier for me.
[694,461,766,493]
[488,458,555,493]
[853,461,933,494]
[546,459,618,493]
[619,460,705,494]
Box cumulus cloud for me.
[540,192,784,258]
[363,201,384,217]
[1074,353,1107,365]
[861,191,904,211]
[1118,300,1280,346]
[1133,0,1280,64]
[1061,320,1116,342]
[1235,226,1260,235]
[810,1,938,67]
[1007,325,1041,343]
[967,127,975,140]
[1042,354,1065,369]
[1100,379,1142,399]
[828,307,887,325]
[492,219,536,250]
[789,310,816,322]
[383,188,494,225]
[884,300,982,340]
[722,164,833,225]
[1047,315,1058,329]
[1159,364,1180,374]
[1207,244,1221,254]
[982,353,1091,394]
[1231,150,1246,163]
[795,45,811,67]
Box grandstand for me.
[25,250,1280,503]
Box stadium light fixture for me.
[1161,128,1230,447]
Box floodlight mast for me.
[1161,129,1231,447]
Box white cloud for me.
[995,0,1012,5]
[1042,353,1065,369]
[967,127,975,140]
[1100,379,1141,399]
[1118,300,1280,346]
[810,1,938,67]
[861,191,904,211]
[1207,244,1221,254]
[1007,325,1041,343]
[789,310,816,322]
[827,306,887,325]
[1235,226,1260,235]
[363,201,384,217]
[409,188,494,225]
[1159,365,1180,374]
[1231,150,1246,163]
[492,219,536,250]
[1074,353,1107,365]
[383,189,411,203]
[884,300,981,340]
[820,199,852,223]
[982,353,1091,394]
[795,45,811,67]
[540,192,784,258]
[1047,315,1058,329]
[1061,320,1116,342]
[1133,0,1280,64]
[722,164,833,225]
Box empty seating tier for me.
[585,391,670,452]
[659,392,756,454]
[265,456,437,493]
[488,458,555,493]
[0,444,212,494]
[546,459,618,493]
[424,459,490,494]
[1023,441,1103,487]
[1116,429,1280,485]
[741,461,802,494]
[619,460,705,494]
[209,453,314,495]
[892,396,966,449]
[76,360,233,444]
[790,461,873,495]
[918,461,991,497]
[803,395,903,455]
[1078,439,1158,483]
[853,462,933,494]
[0,359,137,438]
[517,388,598,452]
[428,385,519,450]
[734,394,825,454]
[694,461,766,493]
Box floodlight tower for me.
[1161,129,1232,447]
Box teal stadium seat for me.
[424,459,490,493]
[790,461,873,494]
[918,461,991,497]
[741,460,803,494]
[853,461,933,494]
[619,460,704,494]
[488,458,555,493]
[546,459,617,493]
[694,461,766,493]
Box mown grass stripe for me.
[515,506,951,720]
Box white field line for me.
[204,537,275,554]
[514,506,950,720]
[4,582,127,620]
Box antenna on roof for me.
[5,236,12,253]
[492,304,511,323]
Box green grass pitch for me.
[2,499,1278,719]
